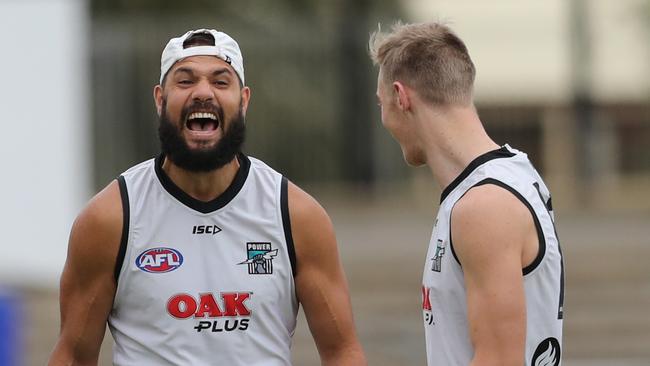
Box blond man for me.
[370,22,564,366]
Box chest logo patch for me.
[431,239,446,272]
[237,242,277,274]
[136,247,184,273]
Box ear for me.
[240,86,251,117]
[392,81,411,112]
[153,84,163,116]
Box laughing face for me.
[154,55,251,172]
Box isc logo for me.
[136,247,184,273]
[192,225,222,235]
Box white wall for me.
[589,0,650,102]
[0,0,90,288]
[403,0,650,104]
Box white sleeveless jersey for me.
[108,154,298,366]
[422,145,564,366]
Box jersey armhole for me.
[114,175,130,283]
[280,177,297,277]
[449,178,546,275]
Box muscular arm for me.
[451,185,538,366]
[288,182,367,365]
[48,181,123,366]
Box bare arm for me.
[288,182,367,366]
[48,181,123,366]
[451,185,538,366]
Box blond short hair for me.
[369,22,475,106]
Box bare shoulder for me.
[68,180,124,272]
[288,182,332,236]
[50,180,124,364]
[451,184,534,267]
[286,181,336,260]
[286,181,331,226]
[452,184,530,224]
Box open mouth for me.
[185,112,219,132]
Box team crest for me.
[431,239,446,272]
[238,242,278,274]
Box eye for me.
[214,80,229,86]
[178,79,193,85]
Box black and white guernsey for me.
[422,145,564,366]
[109,154,297,365]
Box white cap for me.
[160,28,245,85]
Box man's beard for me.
[158,99,246,172]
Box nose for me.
[191,78,213,102]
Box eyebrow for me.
[172,67,195,77]
[211,68,233,77]
[172,67,233,78]
[174,66,233,77]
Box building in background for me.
[405,0,650,209]
[1,0,647,305]
[90,0,650,211]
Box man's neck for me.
[419,105,500,190]
[162,156,241,202]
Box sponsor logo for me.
[167,292,252,333]
[422,285,434,326]
[430,239,446,272]
[136,247,183,273]
[192,224,222,235]
[531,337,561,366]
[237,242,278,274]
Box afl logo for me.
[136,247,184,273]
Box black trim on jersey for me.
[281,177,297,277]
[154,153,251,214]
[533,182,565,319]
[115,175,130,283]
[440,146,515,204]
[448,178,546,276]
[557,243,565,319]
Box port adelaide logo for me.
[136,247,183,273]
[430,239,446,272]
[238,242,278,274]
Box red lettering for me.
[167,293,198,318]
[167,292,251,318]
[195,293,224,317]
[422,286,432,311]
[222,293,251,316]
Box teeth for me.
[188,112,217,120]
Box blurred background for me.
[1,0,649,365]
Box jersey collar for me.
[154,153,251,213]
[439,146,515,203]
